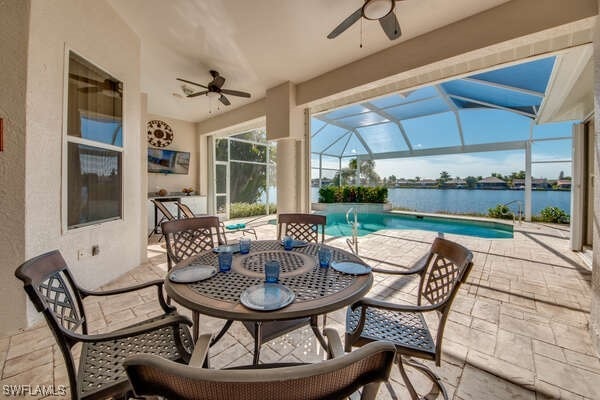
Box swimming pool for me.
[321,212,513,239]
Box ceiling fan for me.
[176,70,251,106]
[327,0,402,41]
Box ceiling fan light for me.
[362,0,394,20]
[207,91,219,98]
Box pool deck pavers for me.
[1,220,598,399]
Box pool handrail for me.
[501,200,523,224]
[346,207,359,254]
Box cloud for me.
[374,151,571,179]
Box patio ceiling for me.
[311,47,591,160]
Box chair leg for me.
[192,311,200,342]
[403,357,448,400]
[397,354,449,400]
[397,354,420,400]
[253,321,263,365]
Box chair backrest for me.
[177,203,196,219]
[277,213,326,243]
[124,340,396,400]
[162,217,224,270]
[15,251,87,399]
[15,250,87,337]
[417,237,473,309]
[151,199,177,221]
[417,237,473,365]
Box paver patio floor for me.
[1,221,598,399]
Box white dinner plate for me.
[169,265,217,283]
[240,283,295,311]
[331,261,371,275]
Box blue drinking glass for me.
[283,235,294,251]
[218,247,233,272]
[318,246,332,268]
[264,260,280,283]
[239,237,251,254]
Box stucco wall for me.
[23,0,142,326]
[592,4,600,353]
[147,114,199,195]
[0,0,30,335]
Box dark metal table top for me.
[165,240,373,321]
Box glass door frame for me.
[215,161,229,218]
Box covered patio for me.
[1,222,595,398]
[2,0,600,399]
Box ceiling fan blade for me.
[187,90,208,98]
[327,8,362,39]
[177,78,208,88]
[379,12,401,40]
[220,89,251,98]
[212,75,226,88]
[219,95,231,106]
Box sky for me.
[312,115,574,181]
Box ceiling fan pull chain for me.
[360,17,363,48]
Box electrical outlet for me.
[77,249,89,260]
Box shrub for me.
[487,204,514,220]
[318,186,336,203]
[230,202,277,218]
[317,186,388,203]
[539,206,569,224]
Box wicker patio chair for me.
[277,213,326,243]
[150,199,178,241]
[14,250,193,400]
[344,237,474,400]
[124,328,396,400]
[162,216,228,341]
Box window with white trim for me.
[66,52,123,229]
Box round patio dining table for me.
[165,240,373,364]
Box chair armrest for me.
[371,253,430,275]
[324,328,345,359]
[352,297,438,313]
[188,333,212,368]
[79,280,175,314]
[79,279,164,297]
[65,314,192,344]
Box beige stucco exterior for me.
[0,0,143,333]
[0,0,30,334]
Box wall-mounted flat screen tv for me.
[148,148,190,174]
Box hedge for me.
[318,186,388,203]
[230,202,277,218]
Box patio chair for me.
[14,250,193,400]
[344,237,473,400]
[124,328,396,400]
[277,213,326,243]
[162,217,227,341]
[176,202,205,218]
[149,199,178,241]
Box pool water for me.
[322,212,513,239]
